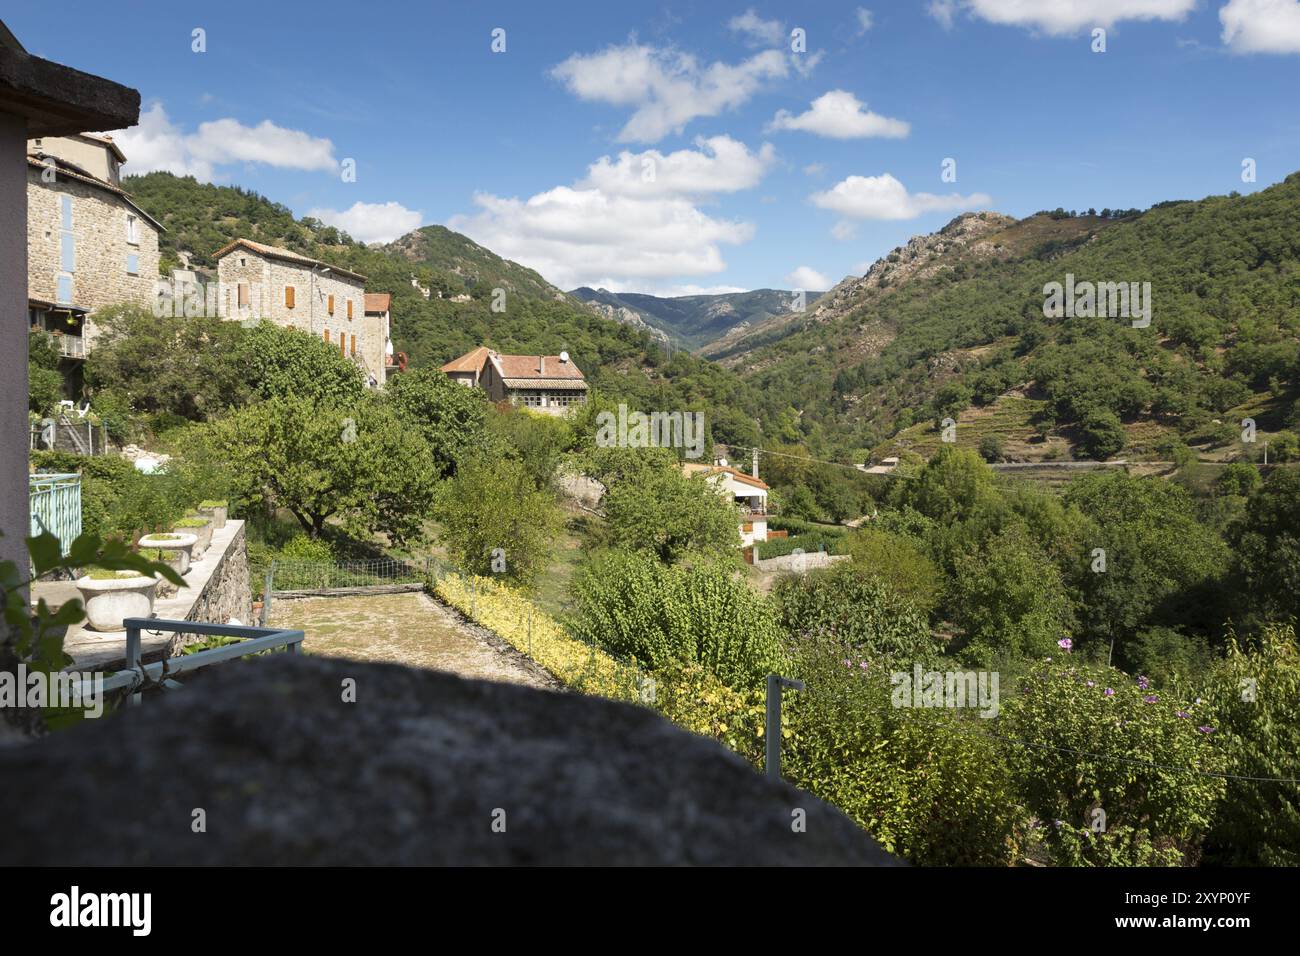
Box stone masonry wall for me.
[217,251,386,384]
[175,521,253,650]
[26,168,160,349]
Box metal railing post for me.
[765,673,805,780]
[261,560,275,626]
[126,622,142,706]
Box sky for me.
[9,0,1300,295]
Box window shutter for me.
[328,294,334,315]
[347,299,353,320]
[285,286,295,309]
[238,282,250,307]
[350,334,356,356]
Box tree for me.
[433,453,561,584]
[841,527,942,616]
[203,394,437,545]
[600,461,740,564]
[977,433,1005,463]
[1232,469,1300,623]
[487,405,573,491]
[235,321,366,406]
[28,332,63,416]
[385,366,489,478]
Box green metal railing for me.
[29,472,81,557]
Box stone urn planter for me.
[76,571,158,632]
[138,532,197,577]
[198,500,228,530]
[172,516,212,558]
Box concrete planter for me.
[173,519,212,558]
[198,504,227,530]
[138,532,197,576]
[76,572,158,632]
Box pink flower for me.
[1058,638,1073,651]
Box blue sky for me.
[9,1,1300,294]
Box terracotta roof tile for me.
[212,238,367,283]
[364,292,390,313]
[494,353,585,381]
[441,346,492,374]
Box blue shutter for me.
[126,253,139,275]
[60,233,75,271]
[56,275,72,304]
[60,196,72,230]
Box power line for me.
[715,442,917,479]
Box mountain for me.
[381,225,573,304]
[569,287,825,350]
[717,179,1300,462]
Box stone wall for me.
[216,250,386,384]
[26,167,160,348]
[753,551,850,573]
[178,520,252,644]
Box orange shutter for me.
[350,334,356,356]
[238,282,249,307]
[347,299,353,320]
[285,286,295,309]
[323,329,330,343]
[340,336,346,356]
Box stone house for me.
[25,132,162,364]
[440,347,587,414]
[682,461,770,546]
[364,292,397,385]
[214,238,388,387]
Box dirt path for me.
[268,591,556,689]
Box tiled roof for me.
[493,353,585,381]
[212,238,367,283]
[441,346,492,374]
[683,462,770,491]
[499,378,588,391]
[364,292,391,313]
[27,154,164,230]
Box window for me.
[285,286,295,309]
[56,275,72,305]
[239,257,246,267]
[327,294,335,315]
[60,233,75,272]
[350,334,356,357]
[346,298,353,320]
[60,196,72,230]
[125,214,139,245]
[238,282,250,307]
[323,329,330,344]
[126,253,139,275]
[520,392,543,408]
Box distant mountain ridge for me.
[569,286,825,350]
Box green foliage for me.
[978,433,1005,463]
[1002,658,1226,866]
[841,526,943,615]
[200,394,437,545]
[385,366,490,478]
[1200,623,1300,866]
[433,453,561,585]
[1231,468,1300,624]
[569,549,783,688]
[754,532,845,559]
[1215,461,1261,497]
[773,563,938,661]
[779,639,1021,865]
[487,407,574,491]
[236,322,366,406]
[28,331,64,415]
[599,460,740,564]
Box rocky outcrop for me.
[0,654,900,866]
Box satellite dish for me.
[559,350,570,363]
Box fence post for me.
[261,560,275,626]
[126,622,143,706]
[471,577,477,619]
[765,673,805,780]
[528,604,532,657]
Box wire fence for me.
[267,556,437,595]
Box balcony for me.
[55,333,85,359]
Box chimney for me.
[538,356,544,375]
[752,447,759,480]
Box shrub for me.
[1001,659,1226,866]
[773,563,938,661]
[569,549,784,688]
[841,526,942,615]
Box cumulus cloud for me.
[856,7,875,34]
[811,173,991,220]
[786,265,831,290]
[929,0,1195,35]
[550,43,793,142]
[1221,0,1300,53]
[448,138,777,289]
[728,8,786,45]
[111,102,337,181]
[831,220,859,241]
[308,201,424,244]
[768,89,910,139]
[580,136,776,198]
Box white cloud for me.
[856,7,875,34]
[581,136,777,198]
[928,0,960,28]
[786,265,831,290]
[728,8,786,46]
[768,90,910,139]
[1221,0,1300,53]
[550,43,792,142]
[811,173,991,220]
[308,201,423,244]
[450,187,754,290]
[931,0,1195,35]
[111,102,337,181]
[831,220,859,241]
[803,162,826,176]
